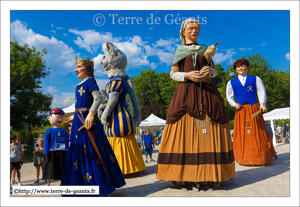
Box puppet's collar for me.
[183,44,201,50]
[238,74,248,78]
[76,77,92,86]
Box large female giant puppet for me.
[98,42,146,175]
[226,59,276,166]
[156,19,236,191]
[61,57,125,196]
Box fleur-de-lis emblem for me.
[110,154,116,163]
[74,160,78,170]
[84,145,88,155]
[78,86,85,96]
[84,172,92,183]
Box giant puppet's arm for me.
[170,58,216,82]
[98,104,107,117]
[170,68,216,82]
[85,90,102,129]
[226,80,241,110]
[170,70,187,82]
[90,90,102,113]
[125,75,141,126]
[256,76,267,112]
[101,91,119,126]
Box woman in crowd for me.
[33,139,44,183]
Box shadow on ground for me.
[110,179,171,197]
[110,151,290,197]
[218,152,290,191]
[123,164,157,179]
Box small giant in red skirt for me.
[233,103,276,165]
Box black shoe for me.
[181,184,188,191]
[203,184,210,191]
[275,155,278,160]
[171,181,176,186]
[211,182,218,191]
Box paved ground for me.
[10,143,290,197]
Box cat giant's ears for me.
[106,41,116,56]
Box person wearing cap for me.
[10,135,23,186]
[60,57,125,196]
[42,108,69,186]
[226,59,276,165]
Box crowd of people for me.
[274,121,290,143]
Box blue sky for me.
[10,10,290,109]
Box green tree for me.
[245,53,290,111]
[133,69,178,119]
[158,72,178,118]
[211,64,236,121]
[100,89,107,104]
[133,69,162,107]
[10,39,53,131]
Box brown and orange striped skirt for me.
[156,113,236,182]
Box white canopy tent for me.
[139,113,166,140]
[62,103,75,116]
[263,107,290,147]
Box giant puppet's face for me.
[48,113,65,128]
[183,22,200,44]
[75,64,88,80]
[236,65,249,76]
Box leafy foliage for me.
[133,69,162,107]
[140,103,165,120]
[132,69,178,119]
[245,53,290,111]
[10,39,53,130]
[100,89,107,104]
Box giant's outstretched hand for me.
[85,112,95,130]
[101,112,110,126]
[66,115,74,123]
[260,106,267,112]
